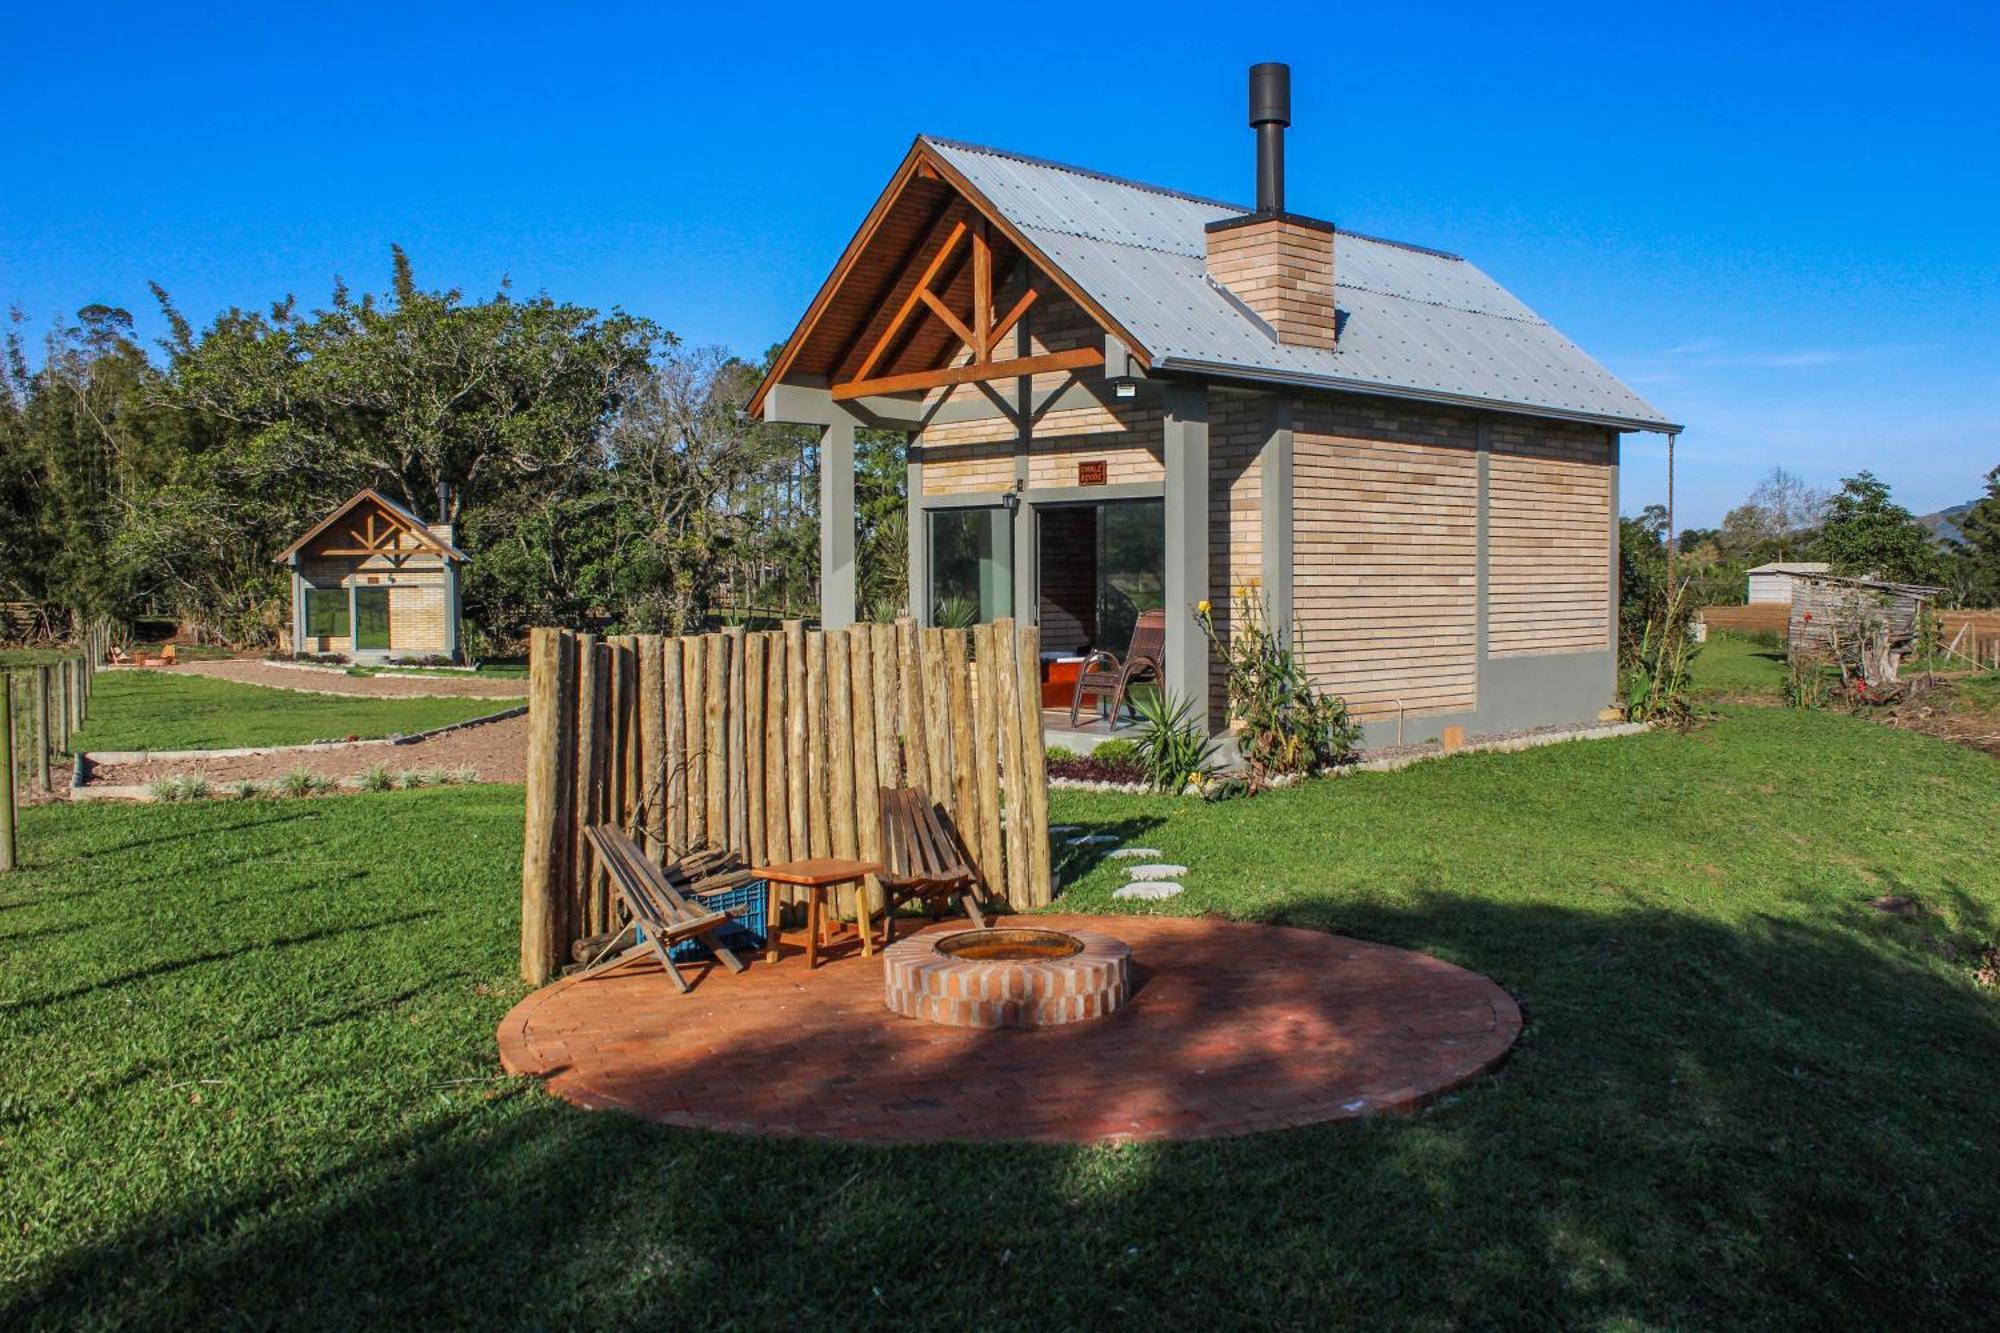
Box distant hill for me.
[1918,500,1977,547]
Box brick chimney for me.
[1203,63,1338,350]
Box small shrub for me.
[931,595,979,629]
[1132,689,1219,793]
[277,766,317,798]
[1784,652,1835,709]
[1047,751,1149,785]
[1091,738,1140,765]
[1198,588,1361,786]
[395,769,427,790]
[148,777,183,803]
[148,774,211,803]
[447,764,480,785]
[420,766,455,787]
[1621,580,1701,731]
[1045,745,1079,765]
[230,779,261,800]
[180,774,212,802]
[360,763,395,793]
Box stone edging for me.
[1046,720,1649,796]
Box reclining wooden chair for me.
[1069,608,1166,727]
[877,787,988,943]
[579,825,749,993]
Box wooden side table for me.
[753,857,883,968]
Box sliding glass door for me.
[927,506,1013,625]
[1035,499,1164,656]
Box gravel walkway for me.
[86,712,529,789]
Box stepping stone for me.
[1124,864,1188,880]
[1049,824,1082,834]
[1114,881,1184,901]
[1108,847,1162,860]
[1064,834,1120,847]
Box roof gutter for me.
[1152,356,1685,435]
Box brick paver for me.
[496,914,1521,1144]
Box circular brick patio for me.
[496,914,1521,1144]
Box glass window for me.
[927,506,1013,626]
[354,587,391,650]
[305,587,349,638]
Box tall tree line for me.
[0,251,909,650]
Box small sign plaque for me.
[1078,459,1108,486]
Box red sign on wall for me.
[1078,460,1108,486]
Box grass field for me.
[2,703,1995,1328]
[70,671,512,752]
[1691,631,1788,697]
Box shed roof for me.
[1746,561,1831,575]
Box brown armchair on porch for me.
[1069,608,1165,728]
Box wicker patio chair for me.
[1069,607,1166,727]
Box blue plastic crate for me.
[642,878,768,961]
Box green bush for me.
[360,763,396,793]
[1044,745,1078,765]
[1198,588,1361,787]
[1090,738,1139,765]
[1622,581,1701,731]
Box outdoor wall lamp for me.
[1002,480,1023,514]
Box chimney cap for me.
[1249,62,1290,128]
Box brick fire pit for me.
[882,926,1131,1028]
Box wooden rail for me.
[519,619,1051,983]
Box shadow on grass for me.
[0,909,441,1017]
[5,891,1997,1329]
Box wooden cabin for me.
[274,489,468,662]
[749,64,1681,745]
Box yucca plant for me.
[1620,579,1701,731]
[1131,689,1219,793]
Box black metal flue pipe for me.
[1249,61,1291,214]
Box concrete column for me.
[1607,429,1622,653]
[1259,395,1293,638]
[1163,380,1211,722]
[820,418,857,629]
[906,446,927,624]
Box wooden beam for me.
[989,284,1038,350]
[831,346,1102,401]
[971,219,992,362]
[917,288,975,350]
[852,218,968,384]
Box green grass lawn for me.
[2,707,1996,1328]
[72,671,514,752]
[1692,631,1788,697]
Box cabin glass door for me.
[353,587,391,651]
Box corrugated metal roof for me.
[925,137,1678,433]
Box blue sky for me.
[4,1,1995,527]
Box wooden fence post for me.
[994,618,1030,910]
[520,628,576,983]
[53,664,69,757]
[1015,623,1052,906]
[1,676,16,873]
[33,665,51,794]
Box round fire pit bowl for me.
[883,926,1131,1028]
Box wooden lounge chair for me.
[877,787,988,943]
[579,825,749,993]
[1069,607,1166,727]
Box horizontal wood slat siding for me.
[1487,422,1613,657]
[1293,400,1478,718]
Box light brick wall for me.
[1203,216,1338,350]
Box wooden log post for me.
[763,631,790,864]
[34,665,51,794]
[53,663,70,757]
[637,635,667,858]
[520,629,576,983]
[0,675,16,873]
[743,631,768,867]
[943,631,981,884]
[895,618,928,794]
[1014,623,1053,907]
[826,629,858,866]
[571,635,600,935]
[971,622,1005,899]
[663,638,687,857]
[804,627,831,858]
[994,618,1030,910]
[704,634,728,852]
[724,626,748,854]
[784,620,810,861]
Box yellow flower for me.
[1196,599,1211,615]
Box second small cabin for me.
[274,488,468,662]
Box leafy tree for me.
[1814,470,1945,584]
[1951,464,2000,604]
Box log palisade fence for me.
[519,619,1052,983]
